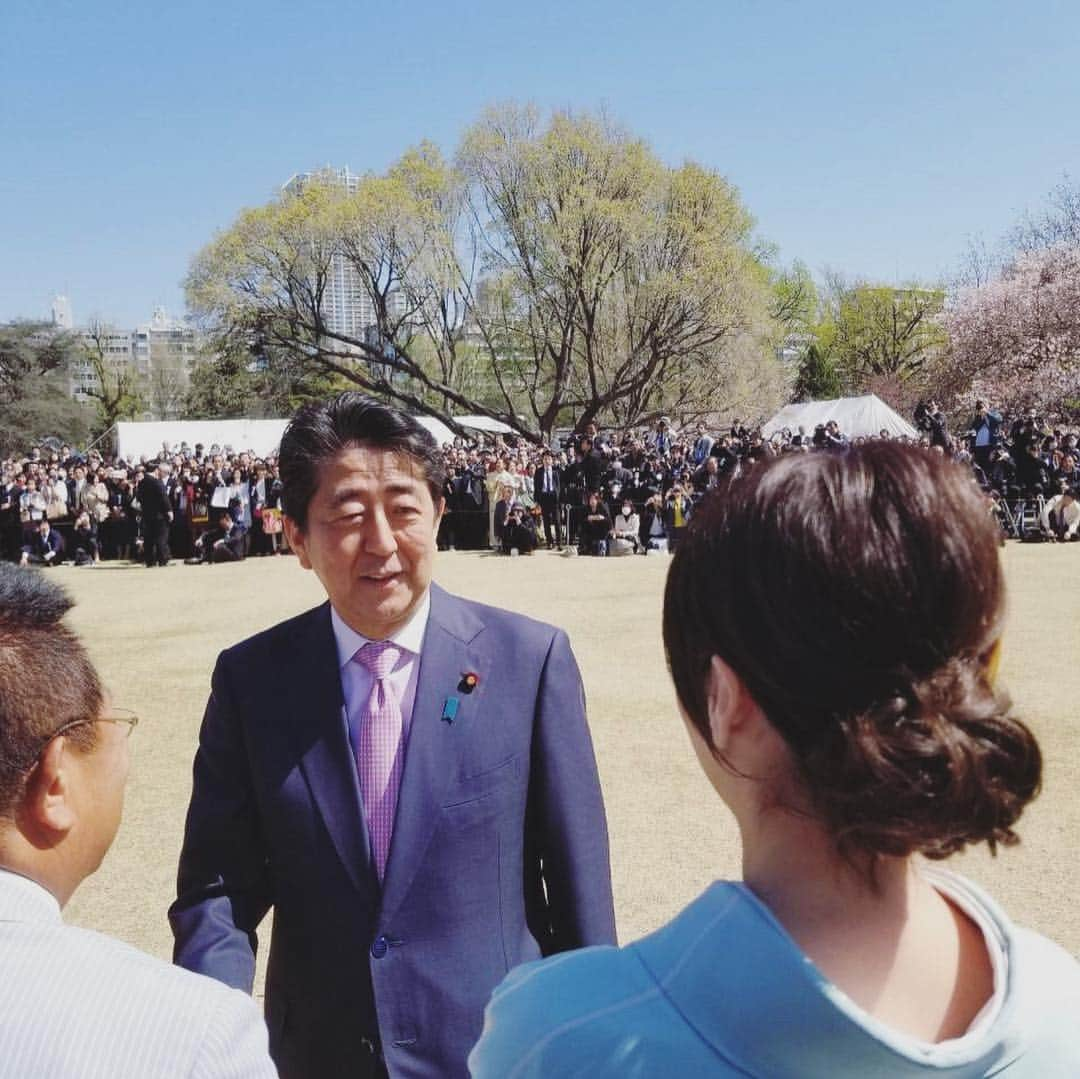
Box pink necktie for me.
[353,641,404,880]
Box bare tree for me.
[80,320,144,431]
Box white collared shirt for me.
[0,868,61,925]
[331,592,431,758]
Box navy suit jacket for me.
[170,584,615,1079]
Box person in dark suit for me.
[248,463,281,556]
[186,513,247,564]
[532,450,562,548]
[579,437,606,494]
[20,519,64,567]
[170,393,616,1079]
[580,491,613,556]
[136,463,173,568]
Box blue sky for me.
[2,0,1078,327]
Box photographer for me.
[70,511,100,566]
[1015,443,1050,497]
[580,490,613,556]
[987,447,1017,498]
[926,401,949,449]
[639,494,668,552]
[967,400,1003,472]
[664,484,693,552]
[502,503,538,555]
[1010,408,1046,458]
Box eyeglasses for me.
[0,709,139,774]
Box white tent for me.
[453,414,515,435]
[113,411,511,460]
[115,413,466,459]
[114,420,289,461]
[761,395,918,441]
[414,415,457,446]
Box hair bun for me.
[804,658,1042,860]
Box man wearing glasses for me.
[0,564,276,1078]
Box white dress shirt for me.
[1041,494,1080,537]
[0,868,275,1078]
[332,591,431,759]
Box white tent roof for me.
[114,410,509,460]
[414,415,457,446]
[453,414,514,435]
[114,420,289,461]
[761,395,918,441]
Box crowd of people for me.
[0,441,284,567]
[4,399,1080,568]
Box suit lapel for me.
[379,585,486,920]
[286,604,375,894]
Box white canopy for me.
[761,395,918,441]
[414,415,457,446]
[114,420,289,462]
[453,414,515,435]
[114,410,514,460]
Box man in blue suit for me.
[170,393,616,1079]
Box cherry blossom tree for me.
[942,244,1080,417]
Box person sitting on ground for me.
[186,512,246,564]
[0,563,276,1076]
[70,511,100,566]
[502,503,538,555]
[610,500,641,555]
[20,518,64,567]
[639,494,667,551]
[471,442,1080,1078]
[493,483,516,550]
[580,490,613,556]
[1040,486,1080,541]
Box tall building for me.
[66,308,199,420]
[282,166,375,339]
[51,294,73,330]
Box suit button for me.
[370,934,388,958]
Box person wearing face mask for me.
[611,501,641,555]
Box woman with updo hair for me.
[471,442,1080,1077]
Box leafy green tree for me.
[184,334,348,419]
[184,347,260,418]
[815,277,946,390]
[793,343,843,401]
[0,322,89,454]
[186,104,783,442]
[769,260,818,333]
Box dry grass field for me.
[58,543,1080,991]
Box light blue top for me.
[469,868,1080,1078]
